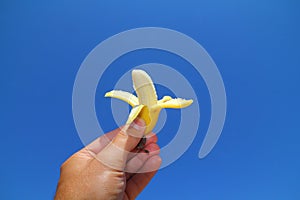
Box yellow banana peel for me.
[105,69,193,134]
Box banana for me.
[105,69,193,134]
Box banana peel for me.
[105,69,193,135]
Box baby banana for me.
[105,69,193,135]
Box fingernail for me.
[130,118,146,132]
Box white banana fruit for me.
[105,69,193,134]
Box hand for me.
[54,119,161,200]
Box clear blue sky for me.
[1,0,299,199]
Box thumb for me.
[95,119,146,170]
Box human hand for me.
[55,119,161,200]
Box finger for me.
[125,156,162,199]
[85,128,121,155]
[95,119,146,170]
[125,143,160,176]
[145,132,158,144]
[137,155,162,173]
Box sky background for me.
[1,0,300,199]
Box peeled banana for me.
[105,69,193,134]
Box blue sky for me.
[1,0,299,199]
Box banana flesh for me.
[105,69,193,134]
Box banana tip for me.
[104,91,112,97]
